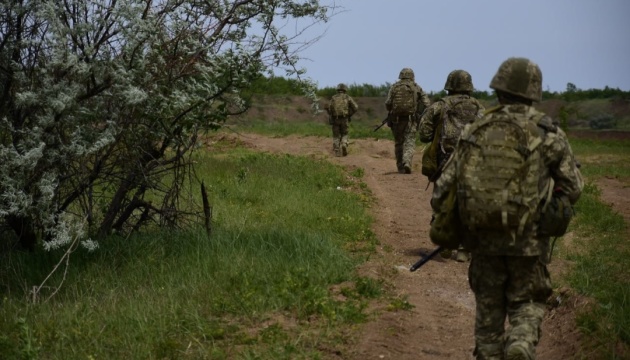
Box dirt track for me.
[231,132,586,359]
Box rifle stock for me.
[409,246,443,272]
[373,113,391,132]
[373,118,388,131]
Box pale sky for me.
[293,0,630,93]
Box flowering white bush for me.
[0,0,333,250]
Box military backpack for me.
[456,106,543,237]
[439,96,482,157]
[421,96,481,181]
[329,93,350,118]
[390,81,417,116]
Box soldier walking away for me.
[385,68,431,173]
[326,83,358,157]
[419,69,485,262]
[431,57,583,360]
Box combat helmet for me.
[444,70,474,92]
[489,57,542,102]
[399,68,415,81]
[337,83,347,92]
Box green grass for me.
[231,117,395,141]
[565,183,630,355]
[556,137,630,356]
[0,149,378,359]
[570,137,630,178]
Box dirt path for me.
[229,133,585,359]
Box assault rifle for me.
[373,115,390,132]
[409,246,443,272]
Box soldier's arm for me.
[418,104,440,143]
[417,87,431,109]
[544,129,584,204]
[349,96,359,115]
[385,89,393,111]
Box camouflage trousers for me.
[331,119,349,156]
[468,254,552,360]
[390,117,417,172]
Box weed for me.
[387,296,414,312]
[350,167,365,178]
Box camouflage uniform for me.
[385,68,431,173]
[419,70,484,262]
[431,58,583,360]
[326,84,358,156]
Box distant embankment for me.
[568,130,630,141]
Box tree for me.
[0,0,335,251]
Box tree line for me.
[249,76,630,101]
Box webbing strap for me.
[501,190,509,229]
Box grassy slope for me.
[0,148,379,359]
[562,139,630,355]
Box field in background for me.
[233,95,630,137]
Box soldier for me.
[431,57,583,359]
[326,83,358,156]
[419,69,485,262]
[385,68,431,173]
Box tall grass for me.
[558,136,630,356]
[0,149,377,359]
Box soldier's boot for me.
[456,250,470,262]
[474,343,505,360]
[341,145,348,156]
[403,164,412,174]
[505,341,532,360]
[506,303,543,360]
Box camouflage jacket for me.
[384,79,431,117]
[431,104,584,256]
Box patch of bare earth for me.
[218,132,630,359]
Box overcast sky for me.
[291,0,630,93]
